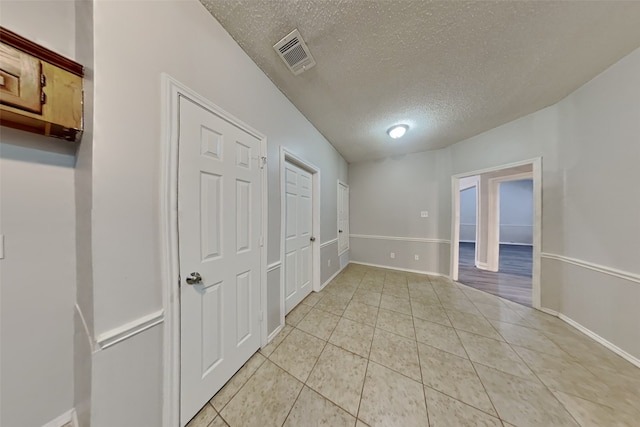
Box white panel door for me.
[178,97,262,426]
[284,161,313,313]
[338,182,349,254]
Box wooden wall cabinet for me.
[0,27,84,142]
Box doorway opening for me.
[451,159,541,308]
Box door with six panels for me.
[284,161,314,313]
[178,97,262,426]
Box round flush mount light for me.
[387,124,409,139]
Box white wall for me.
[73,0,95,425]
[88,1,347,424]
[0,2,77,426]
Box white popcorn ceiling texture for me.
[200,0,640,163]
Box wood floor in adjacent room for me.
[186,264,640,427]
[458,242,533,306]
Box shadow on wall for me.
[1,127,77,167]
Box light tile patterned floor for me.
[187,264,640,427]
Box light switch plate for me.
[390,252,396,259]
[420,211,429,218]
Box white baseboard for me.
[349,261,448,278]
[475,262,489,270]
[557,313,640,369]
[536,307,640,369]
[266,324,284,344]
[538,307,559,317]
[320,261,349,289]
[42,409,75,427]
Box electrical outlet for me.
[420,211,429,218]
[328,259,331,267]
[414,254,419,261]
[390,252,396,259]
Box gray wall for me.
[350,45,640,360]
[0,2,77,426]
[460,179,533,245]
[349,149,451,275]
[86,1,347,424]
[499,179,533,245]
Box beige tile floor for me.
[187,264,640,427]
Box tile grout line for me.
[285,273,366,423]
[463,285,585,426]
[412,275,431,427]
[438,284,504,421]
[354,272,383,425]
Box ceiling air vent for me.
[273,29,316,75]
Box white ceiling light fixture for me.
[387,124,409,139]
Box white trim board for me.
[320,238,338,249]
[349,261,448,278]
[487,171,534,271]
[266,324,284,344]
[557,312,640,369]
[541,252,640,285]
[75,303,96,352]
[95,309,164,350]
[41,409,75,427]
[350,234,450,244]
[160,74,269,427]
[321,260,349,289]
[537,307,640,369]
[450,157,542,310]
[267,261,281,273]
[279,146,322,325]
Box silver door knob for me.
[310,236,316,242]
[186,272,202,285]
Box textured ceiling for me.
[200,0,640,163]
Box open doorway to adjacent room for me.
[451,159,541,308]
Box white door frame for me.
[458,175,480,267]
[160,74,268,427]
[486,172,533,272]
[279,147,321,321]
[337,180,349,256]
[450,157,542,309]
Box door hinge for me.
[41,73,46,87]
[178,275,181,287]
[260,311,264,322]
[259,235,264,247]
[259,156,267,169]
[40,91,47,105]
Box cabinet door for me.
[0,42,42,114]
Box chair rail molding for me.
[267,261,281,273]
[94,309,165,350]
[541,252,640,284]
[320,237,338,248]
[349,234,450,244]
